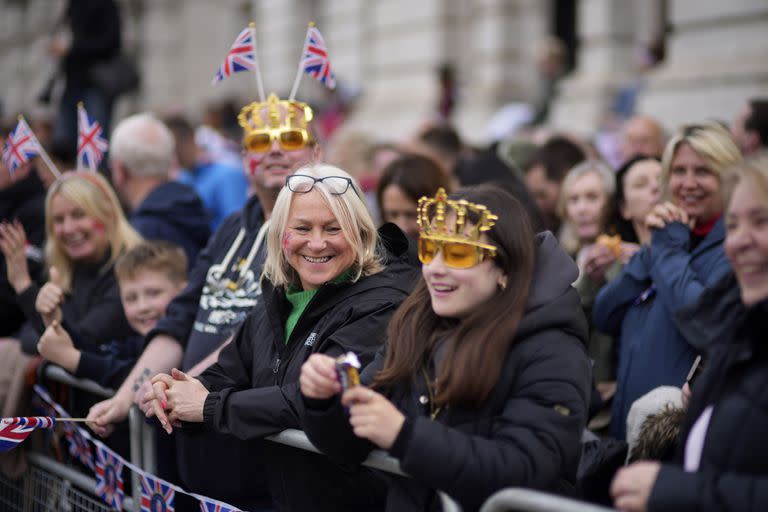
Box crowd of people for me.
[1,44,768,510]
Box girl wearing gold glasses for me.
[300,185,591,511]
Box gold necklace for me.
[421,366,443,420]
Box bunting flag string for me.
[32,385,241,512]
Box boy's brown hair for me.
[115,241,187,285]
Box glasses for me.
[418,236,497,269]
[244,127,312,153]
[286,174,355,195]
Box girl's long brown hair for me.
[373,185,536,408]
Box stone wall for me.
[1,0,766,144]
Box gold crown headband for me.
[238,93,314,141]
[417,188,498,251]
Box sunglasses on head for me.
[244,127,312,153]
[418,236,497,269]
[286,174,357,196]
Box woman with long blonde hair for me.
[2,171,141,354]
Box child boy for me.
[38,241,188,389]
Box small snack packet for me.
[335,352,361,391]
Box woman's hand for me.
[37,320,80,372]
[582,243,617,284]
[86,393,133,438]
[619,242,642,264]
[36,267,64,327]
[0,220,32,293]
[645,202,691,231]
[150,368,208,433]
[342,386,405,450]
[611,461,661,512]
[300,354,341,399]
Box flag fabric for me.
[77,105,108,171]
[63,422,95,470]
[198,498,240,512]
[0,416,55,453]
[300,25,336,89]
[212,28,257,85]
[95,444,125,511]
[140,473,175,512]
[2,118,41,175]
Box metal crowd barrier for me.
[30,364,616,512]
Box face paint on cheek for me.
[282,232,293,254]
[247,153,263,176]
[92,220,105,232]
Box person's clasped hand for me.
[146,368,209,434]
[645,202,693,231]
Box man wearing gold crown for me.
[86,92,319,509]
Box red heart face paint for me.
[282,231,293,253]
[246,153,263,176]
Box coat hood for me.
[516,231,588,347]
[674,271,744,352]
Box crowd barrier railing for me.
[38,364,617,512]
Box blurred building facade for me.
[1,0,766,144]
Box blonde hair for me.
[724,150,768,207]
[661,121,742,201]
[45,171,143,292]
[557,159,615,254]
[262,163,383,289]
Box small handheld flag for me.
[77,103,109,171]
[1,116,61,179]
[212,23,265,101]
[0,416,56,453]
[289,23,336,100]
[2,118,41,176]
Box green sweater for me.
[283,270,355,343]
[284,288,318,343]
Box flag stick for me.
[249,22,266,102]
[19,115,61,179]
[288,22,313,101]
[55,417,90,422]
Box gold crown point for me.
[416,188,499,253]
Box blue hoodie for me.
[130,181,211,266]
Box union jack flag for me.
[198,498,240,512]
[140,473,175,512]
[212,27,257,85]
[63,422,95,470]
[300,25,336,89]
[77,104,108,171]
[2,118,41,176]
[95,443,125,511]
[0,416,55,453]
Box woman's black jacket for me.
[196,226,419,511]
[649,273,768,511]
